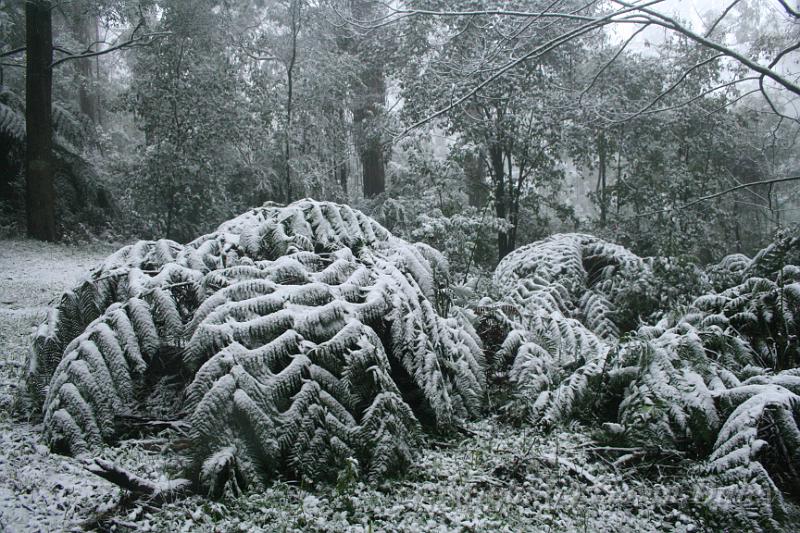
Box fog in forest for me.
[2,1,800,531]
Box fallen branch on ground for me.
[85,458,191,503]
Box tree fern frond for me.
[0,100,25,142]
[33,200,483,490]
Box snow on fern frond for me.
[39,286,192,455]
[26,262,200,409]
[746,227,800,280]
[0,100,26,142]
[180,244,481,484]
[32,199,483,489]
[493,233,649,339]
[483,227,800,516]
[707,384,800,506]
[485,233,650,426]
[707,253,751,291]
[96,239,184,273]
[578,291,619,340]
[688,273,800,370]
[496,308,608,425]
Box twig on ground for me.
[84,458,191,504]
[536,454,611,494]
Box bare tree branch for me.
[777,0,800,19]
[85,458,191,503]
[391,0,664,140]
[0,46,26,59]
[50,32,169,68]
[703,0,744,37]
[758,74,798,125]
[50,18,169,68]
[702,87,761,116]
[610,0,800,97]
[640,77,759,117]
[384,6,596,22]
[628,176,800,219]
[768,40,800,70]
[577,23,650,104]
[375,0,800,136]
[606,53,725,122]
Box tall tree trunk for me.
[284,0,300,205]
[94,21,103,125]
[332,26,352,197]
[351,0,385,198]
[489,143,512,261]
[71,9,97,122]
[505,152,522,255]
[463,149,487,208]
[25,0,57,241]
[596,133,607,228]
[360,135,384,197]
[338,161,348,194]
[353,64,385,198]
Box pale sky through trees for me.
[608,0,800,118]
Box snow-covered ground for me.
[0,239,122,531]
[0,238,790,532]
[0,239,119,409]
[136,423,713,533]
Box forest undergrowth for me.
[2,200,800,532]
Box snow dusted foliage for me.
[707,253,751,291]
[493,233,647,339]
[689,273,800,370]
[708,380,800,519]
[486,307,608,425]
[596,278,800,515]
[746,226,800,279]
[27,246,200,408]
[31,199,484,491]
[484,231,800,519]
[486,234,648,422]
[182,248,483,490]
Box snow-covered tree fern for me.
[27,244,199,407]
[485,234,650,423]
[483,231,800,520]
[31,199,484,493]
[746,226,800,280]
[493,233,649,337]
[690,272,800,370]
[0,91,25,143]
[707,253,751,292]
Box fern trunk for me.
[25,0,57,242]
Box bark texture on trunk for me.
[489,143,513,261]
[351,0,386,198]
[72,9,97,123]
[25,0,57,241]
[464,150,487,208]
[353,65,385,198]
